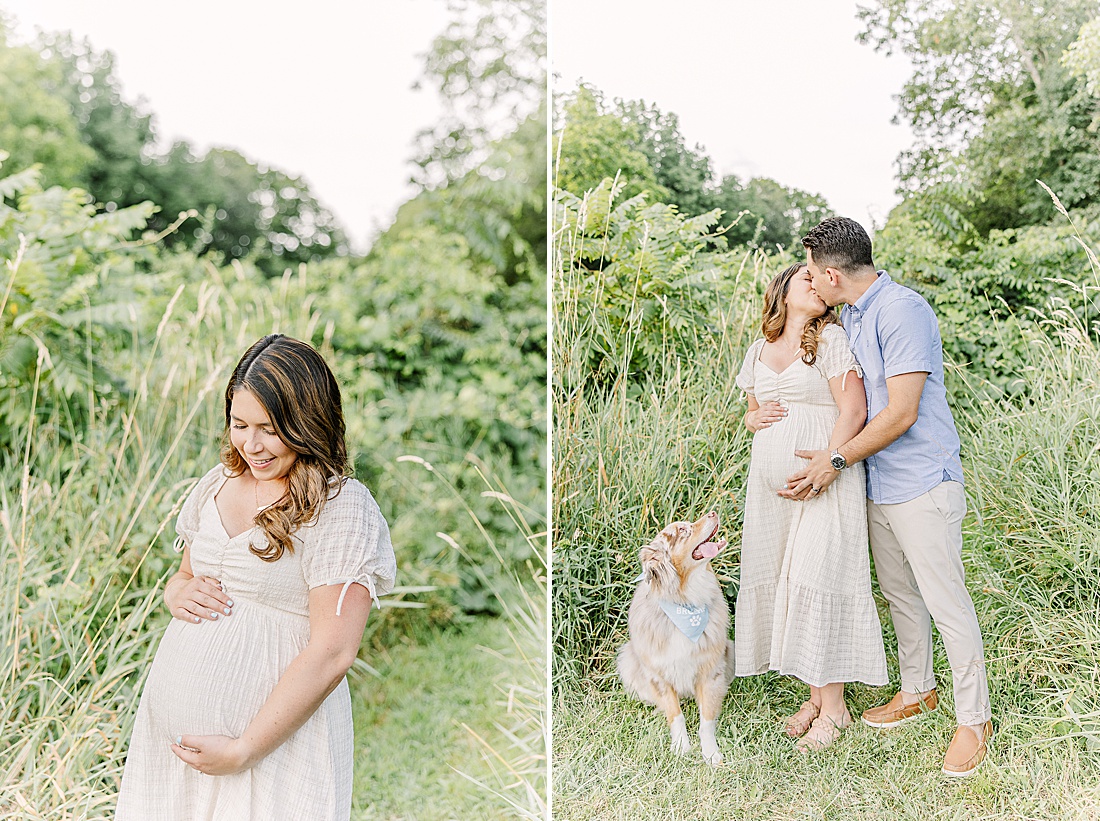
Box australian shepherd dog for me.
[617,511,734,765]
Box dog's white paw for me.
[669,714,691,755]
[671,734,692,755]
[700,719,722,766]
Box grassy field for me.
[554,502,1100,821]
[551,191,1100,818]
[353,614,544,821]
[553,682,1100,820]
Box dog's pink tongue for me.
[695,538,726,559]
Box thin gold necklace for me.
[254,478,281,512]
[776,336,802,354]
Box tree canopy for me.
[403,0,547,285]
[0,25,94,189]
[859,0,1100,234]
[0,21,349,273]
[555,82,832,252]
[413,0,546,189]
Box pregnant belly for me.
[749,409,833,489]
[138,599,308,742]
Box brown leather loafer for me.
[942,720,993,777]
[860,689,938,728]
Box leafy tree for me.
[859,0,1100,233]
[0,23,94,189]
[556,81,830,250]
[555,84,668,206]
[404,0,547,288]
[616,98,713,217]
[141,143,350,272]
[394,102,546,285]
[1,27,349,273]
[873,197,1100,399]
[413,0,546,188]
[33,31,156,206]
[1064,17,1100,97]
[707,175,830,250]
[556,85,718,214]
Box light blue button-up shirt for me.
[842,271,964,504]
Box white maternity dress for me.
[734,325,887,687]
[115,465,396,820]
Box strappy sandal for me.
[795,714,851,753]
[783,700,820,738]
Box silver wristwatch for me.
[830,449,848,471]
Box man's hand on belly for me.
[779,449,838,501]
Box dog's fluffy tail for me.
[616,641,658,706]
[724,639,736,681]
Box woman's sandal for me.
[795,714,852,752]
[783,700,820,738]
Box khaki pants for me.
[867,481,991,725]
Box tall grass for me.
[0,262,547,818]
[0,277,271,817]
[399,456,548,819]
[552,183,767,679]
[552,185,1100,817]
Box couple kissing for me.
[741,216,992,775]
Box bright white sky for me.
[1,0,452,252]
[551,0,916,235]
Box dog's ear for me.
[638,531,667,564]
[639,531,672,585]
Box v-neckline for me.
[758,348,804,376]
[211,474,256,541]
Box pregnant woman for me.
[734,263,886,751]
[116,334,396,819]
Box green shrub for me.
[555,177,782,388]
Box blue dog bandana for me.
[659,601,709,643]
[629,573,710,642]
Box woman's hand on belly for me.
[746,400,787,433]
[166,574,234,624]
[171,733,254,776]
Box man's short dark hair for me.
[801,217,874,274]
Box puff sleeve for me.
[300,480,397,614]
[173,465,228,552]
[736,339,765,395]
[818,325,862,383]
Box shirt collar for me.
[848,270,891,316]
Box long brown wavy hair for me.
[221,334,349,562]
[761,262,840,366]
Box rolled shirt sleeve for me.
[879,296,937,379]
